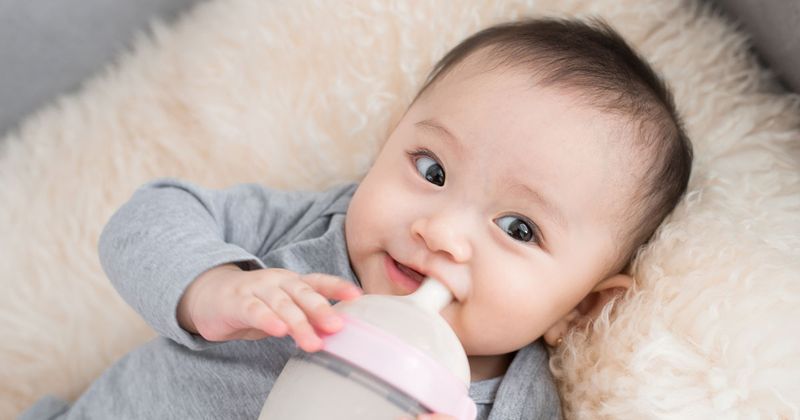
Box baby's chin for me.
[453,319,545,356]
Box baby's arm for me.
[98,178,357,350]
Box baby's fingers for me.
[281,278,347,335]
[254,288,324,352]
[301,273,363,301]
[239,297,289,338]
[420,414,457,420]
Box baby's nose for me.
[410,214,472,263]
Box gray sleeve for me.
[98,177,323,350]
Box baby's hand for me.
[177,264,362,352]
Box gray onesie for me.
[19,178,562,420]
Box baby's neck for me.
[468,352,515,381]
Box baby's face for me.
[345,56,633,356]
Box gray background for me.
[0,0,797,138]
[0,0,202,137]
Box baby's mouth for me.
[394,260,426,283]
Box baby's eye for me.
[494,215,538,243]
[413,154,445,186]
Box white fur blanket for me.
[2,0,798,418]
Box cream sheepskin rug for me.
[1,0,798,418]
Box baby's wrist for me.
[177,263,242,334]
[177,302,198,334]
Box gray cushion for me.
[711,0,800,93]
[0,0,202,137]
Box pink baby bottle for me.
[259,277,476,420]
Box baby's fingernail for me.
[344,284,362,294]
[304,336,323,352]
[324,315,343,329]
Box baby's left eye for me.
[494,215,538,243]
[413,154,445,187]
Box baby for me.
[21,18,691,420]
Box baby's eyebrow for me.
[414,119,465,156]
[505,181,568,232]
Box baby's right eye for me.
[411,150,445,186]
[494,215,540,244]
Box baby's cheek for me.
[472,303,542,354]
[446,304,496,354]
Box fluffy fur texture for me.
[1,0,798,418]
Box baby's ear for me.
[543,274,632,346]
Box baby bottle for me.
[259,277,476,420]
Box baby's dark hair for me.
[414,18,693,274]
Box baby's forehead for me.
[418,52,652,196]
[429,53,618,123]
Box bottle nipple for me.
[405,277,453,314]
